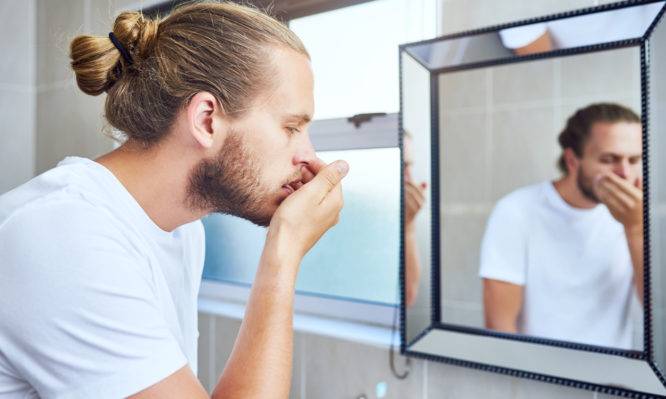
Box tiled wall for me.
[199,312,607,399]
[0,1,36,193]
[0,0,130,195]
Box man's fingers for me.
[301,158,326,185]
[304,160,349,203]
[597,178,638,211]
[598,174,642,201]
[405,181,426,202]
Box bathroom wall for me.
[0,1,36,193]
[0,0,125,195]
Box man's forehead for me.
[585,120,642,154]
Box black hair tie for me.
[108,32,133,65]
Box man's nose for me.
[293,132,316,166]
[614,161,629,179]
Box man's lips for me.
[281,178,302,195]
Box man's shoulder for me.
[493,181,549,213]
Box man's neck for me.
[95,140,207,232]
[552,175,597,210]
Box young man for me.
[0,3,347,398]
[480,103,643,349]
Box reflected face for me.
[575,121,642,202]
[188,47,316,226]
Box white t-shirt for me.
[479,181,635,349]
[0,157,205,399]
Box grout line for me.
[208,314,216,394]
[485,68,493,202]
[36,79,74,93]
[84,0,91,33]
[423,360,428,399]
[300,335,306,399]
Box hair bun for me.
[112,11,159,62]
[69,12,158,96]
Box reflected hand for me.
[267,159,348,262]
[405,181,427,226]
[594,173,643,232]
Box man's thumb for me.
[310,160,349,198]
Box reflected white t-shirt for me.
[0,157,205,399]
[479,182,635,349]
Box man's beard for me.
[187,132,275,227]
[576,165,600,203]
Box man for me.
[0,3,347,399]
[480,103,643,349]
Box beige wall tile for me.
[303,334,424,399]
[489,106,559,201]
[560,47,639,102]
[36,0,85,86]
[439,69,487,111]
[439,213,486,306]
[0,90,35,194]
[35,83,112,173]
[0,1,36,86]
[439,111,487,202]
[492,57,555,105]
[211,315,242,384]
[197,313,212,393]
[440,302,484,329]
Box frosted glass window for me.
[202,147,401,305]
[289,0,437,120]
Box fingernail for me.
[335,161,349,176]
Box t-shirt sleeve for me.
[0,201,188,399]
[478,196,528,285]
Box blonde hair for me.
[70,2,308,144]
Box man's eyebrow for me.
[599,152,642,158]
[285,114,311,123]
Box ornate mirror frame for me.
[399,1,666,397]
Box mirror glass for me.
[406,2,664,71]
[438,46,644,350]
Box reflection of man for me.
[480,103,643,349]
[404,131,427,307]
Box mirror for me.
[401,1,666,397]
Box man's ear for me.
[563,148,579,175]
[186,92,226,149]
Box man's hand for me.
[267,158,348,262]
[405,181,427,226]
[594,173,643,232]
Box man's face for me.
[575,121,642,203]
[188,47,316,226]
